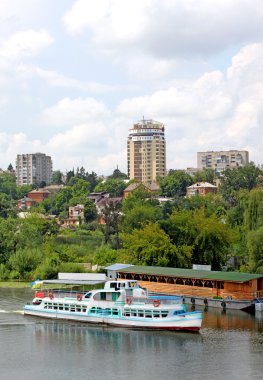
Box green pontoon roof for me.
[118,265,263,283]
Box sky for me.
[1,0,263,175]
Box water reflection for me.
[202,307,263,332]
[0,288,263,380]
[33,321,203,353]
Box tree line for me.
[0,163,262,280]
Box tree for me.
[160,170,193,197]
[52,170,64,185]
[243,188,263,231]
[193,168,215,184]
[122,203,161,232]
[0,172,17,199]
[7,163,13,171]
[0,218,18,264]
[247,227,263,273]
[94,178,127,197]
[192,209,237,270]
[120,222,186,267]
[9,248,42,279]
[220,163,261,205]
[101,200,122,248]
[108,168,127,179]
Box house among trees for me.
[187,181,217,197]
[123,182,160,198]
[27,188,51,203]
[16,196,37,210]
[64,204,84,227]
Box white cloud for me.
[16,64,117,93]
[0,29,53,65]
[63,0,263,59]
[41,97,110,127]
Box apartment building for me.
[197,150,249,175]
[16,152,53,186]
[127,119,166,184]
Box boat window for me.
[100,292,106,300]
[76,306,82,312]
[112,308,119,316]
[53,303,58,310]
[59,304,63,310]
[82,307,87,313]
[110,283,117,288]
[90,307,96,314]
[161,311,168,317]
[131,309,137,317]
[145,310,152,318]
[173,310,185,315]
[64,304,69,311]
[84,292,92,299]
[138,310,144,317]
[70,305,76,312]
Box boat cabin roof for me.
[104,280,139,290]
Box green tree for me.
[192,209,237,270]
[192,169,215,184]
[220,163,261,205]
[243,188,263,231]
[9,248,42,279]
[122,203,161,232]
[120,222,186,267]
[101,201,122,248]
[93,245,118,266]
[52,170,64,185]
[0,218,17,263]
[94,178,127,197]
[160,170,193,197]
[0,172,17,199]
[247,227,263,273]
[108,168,127,179]
[16,184,32,199]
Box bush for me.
[0,264,10,280]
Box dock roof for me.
[117,265,263,283]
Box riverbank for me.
[0,281,30,288]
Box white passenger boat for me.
[24,280,203,331]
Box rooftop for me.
[117,265,263,283]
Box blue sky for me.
[0,0,263,175]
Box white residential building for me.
[16,153,53,186]
[197,150,249,175]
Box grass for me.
[0,281,30,288]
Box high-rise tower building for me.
[127,119,166,184]
[16,152,53,186]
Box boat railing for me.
[35,290,85,299]
[130,295,182,306]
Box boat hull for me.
[23,307,202,331]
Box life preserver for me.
[77,294,82,302]
[153,299,160,307]
[126,297,132,305]
[48,291,54,300]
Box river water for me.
[0,287,263,380]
